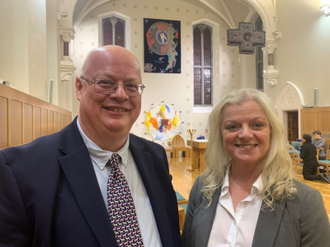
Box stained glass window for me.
[193,24,212,106]
[102,17,125,47]
[103,19,113,45]
[255,17,264,91]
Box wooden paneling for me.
[59,113,64,130]
[0,84,72,149]
[322,111,330,132]
[301,111,317,133]
[48,110,54,134]
[324,138,330,152]
[8,100,22,147]
[301,107,330,135]
[301,106,330,152]
[0,96,8,149]
[54,112,59,132]
[34,106,41,139]
[23,103,33,144]
[41,108,48,136]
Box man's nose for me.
[109,84,129,99]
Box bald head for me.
[81,45,141,77]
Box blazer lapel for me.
[197,186,222,247]
[252,201,285,247]
[57,118,117,247]
[192,181,285,247]
[129,136,174,246]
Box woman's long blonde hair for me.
[202,88,296,210]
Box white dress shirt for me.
[208,169,263,247]
[77,120,162,247]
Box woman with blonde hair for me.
[182,88,330,247]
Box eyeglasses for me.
[80,76,145,97]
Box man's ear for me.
[76,77,83,101]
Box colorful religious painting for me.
[143,103,182,142]
[144,18,181,73]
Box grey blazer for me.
[182,175,330,247]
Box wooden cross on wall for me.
[227,22,265,54]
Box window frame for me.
[192,19,218,113]
[255,16,264,91]
[98,11,131,49]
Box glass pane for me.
[257,47,263,61]
[194,68,202,105]
[115,21,125,47]
[204,68,212,105]
[193,27,201,66]
[203,27,212,66]
[255,17,264,91]
[103,19,113,45]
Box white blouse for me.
[208,170,263,247]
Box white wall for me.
[71,0,241,143]
[46,0,61,106]
[0,0,29,92]
[0,0,54,102]
[267,0,330,106]
[27,0,47,100]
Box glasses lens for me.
[124,82,140,96]
[94,80,115,95]
[94,80,144,96]
[138,84,145,95]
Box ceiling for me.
[69,0,258,30]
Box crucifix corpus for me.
[227,22,265,54]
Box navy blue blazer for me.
[0,117,181,247]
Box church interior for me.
[1,0,330,226]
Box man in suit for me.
[0,45,181,246]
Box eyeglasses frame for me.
[80,75,145,97]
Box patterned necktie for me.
[107,153,144,246]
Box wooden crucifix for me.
[227,22,265,54]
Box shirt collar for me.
[76,118,130,170]
[252,173,263,196]
[222,169,230,191]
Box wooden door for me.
[287,111,299,142]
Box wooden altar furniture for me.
[165,147,176,158]
[172,135,190,158]
[187,139,208,171]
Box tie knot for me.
[109,153,121,169]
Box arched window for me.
[255,17,263,91]
[99,12,130,48]
[103,19,113,45]
[193,24,212,106]
[102,17,125,46]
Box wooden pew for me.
[0,84,72,149]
